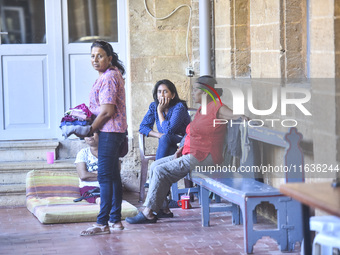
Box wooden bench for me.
[191,126,304,254]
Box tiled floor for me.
[0,192,301,255]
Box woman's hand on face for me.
[157,96,170,112]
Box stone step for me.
[58,138,87,159]
[0,191,27,207]
[0,159,76,184]
[0,159,75,207]
[0,139,60,162]
[0,183,27,207]
[0,137,88,207]
[0,158,75,171]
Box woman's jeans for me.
[97,131,125,225]
[156,134,183,160]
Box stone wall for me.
[122,0,193,191]
[310,0,339,171]
[209,0,340,188]
[122,0,340,193]
[214,0,232,78]
[205,0,340,220]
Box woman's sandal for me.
[109,221,124,231]
[80,224,110,236]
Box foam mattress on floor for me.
[26,170,138,224]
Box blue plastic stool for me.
[312,229,340,255]
[310,215,340,232]
[310,216,340,255]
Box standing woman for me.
[81,40,127,235]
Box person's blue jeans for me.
[97,131,125,225]
[156,134,183,160]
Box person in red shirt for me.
[126,76,246,224]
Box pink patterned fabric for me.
[71,103,94,118]
[61,103,93,122]
[79,186,99,204]
[89,67,127,133]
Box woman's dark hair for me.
[91,40,125,75]
[152,79,188,109]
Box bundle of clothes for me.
[60,103,94,139]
